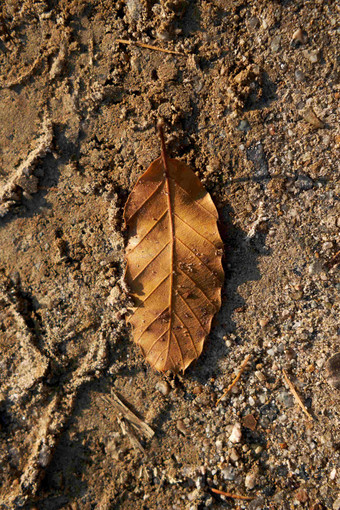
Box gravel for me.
[0,1,339,509]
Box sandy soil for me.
[0,1,339,509]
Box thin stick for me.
[326,249,340,269]
[282,369,314,421]
[117,415,145,452]
[211,488,255,501]
[216,354,251,405]
[115,38,185,56]
[101,391,155,438]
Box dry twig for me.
[117,415,145,452]
[216,354,251,405]
[326,249,340,269]
[211,488,255,500]
[115,38,185,56]
[282,369,314,421]
[101,391,154,439]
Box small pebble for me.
[291,28,307,47]
[245,469,258,490]
[258,394,266,404]
[222,465,236,480]
[295,69,305,82]
[303,107,324,129]
[271,35,281,53]
[155,381,171,396]
[248,16,260,30]
[322,241,333,251]
[176,420,187,435]
[38,444,51,467]
[187,488,200,502]
[295,487,309,503]
[242,414,257,431]
[237,119,250,132]
[130,55,142,72]
[215,439,223,450]
[304,49,320,63]
[278,391,295,408]
[230,447,239,461]
[295,174,313,190]
[195,475,204,489]
[317,357,325,368]
[259,317,270,328]
[286,348,297,360]
[308,260,324,274]
[330,467,337,480]
[229,422,242,443]
[326,352,340,389]
[192,386,202,395]
[255,370,266,382]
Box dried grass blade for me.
[282,369,314,421]
[102,391,154,439]
[211,488,255,500]
[216,354,251,405]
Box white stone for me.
[229,422,242,443]
[245,471,257,490]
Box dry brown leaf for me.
[124,125,224,373]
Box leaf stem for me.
[158,121,168,167]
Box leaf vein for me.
[177,267,216,309]
[153,345,170,370]
[132,241,170,280]
[174,312,198,357]
[169,176,217,218]
[131,275,170,317]
[177,237,223,283]
[135,304,170,343]
[125,179,164,223]
[145,326,171,356]
[127,209,168,254]
[171,330,185,366]
[177,292,209,334]
[174,213,216,247]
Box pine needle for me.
[211,488,255,500]
[282,369,314,421]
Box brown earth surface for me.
[0,1,339,509]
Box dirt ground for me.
[0,1,339,509]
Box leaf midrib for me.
[161,153,175,367]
